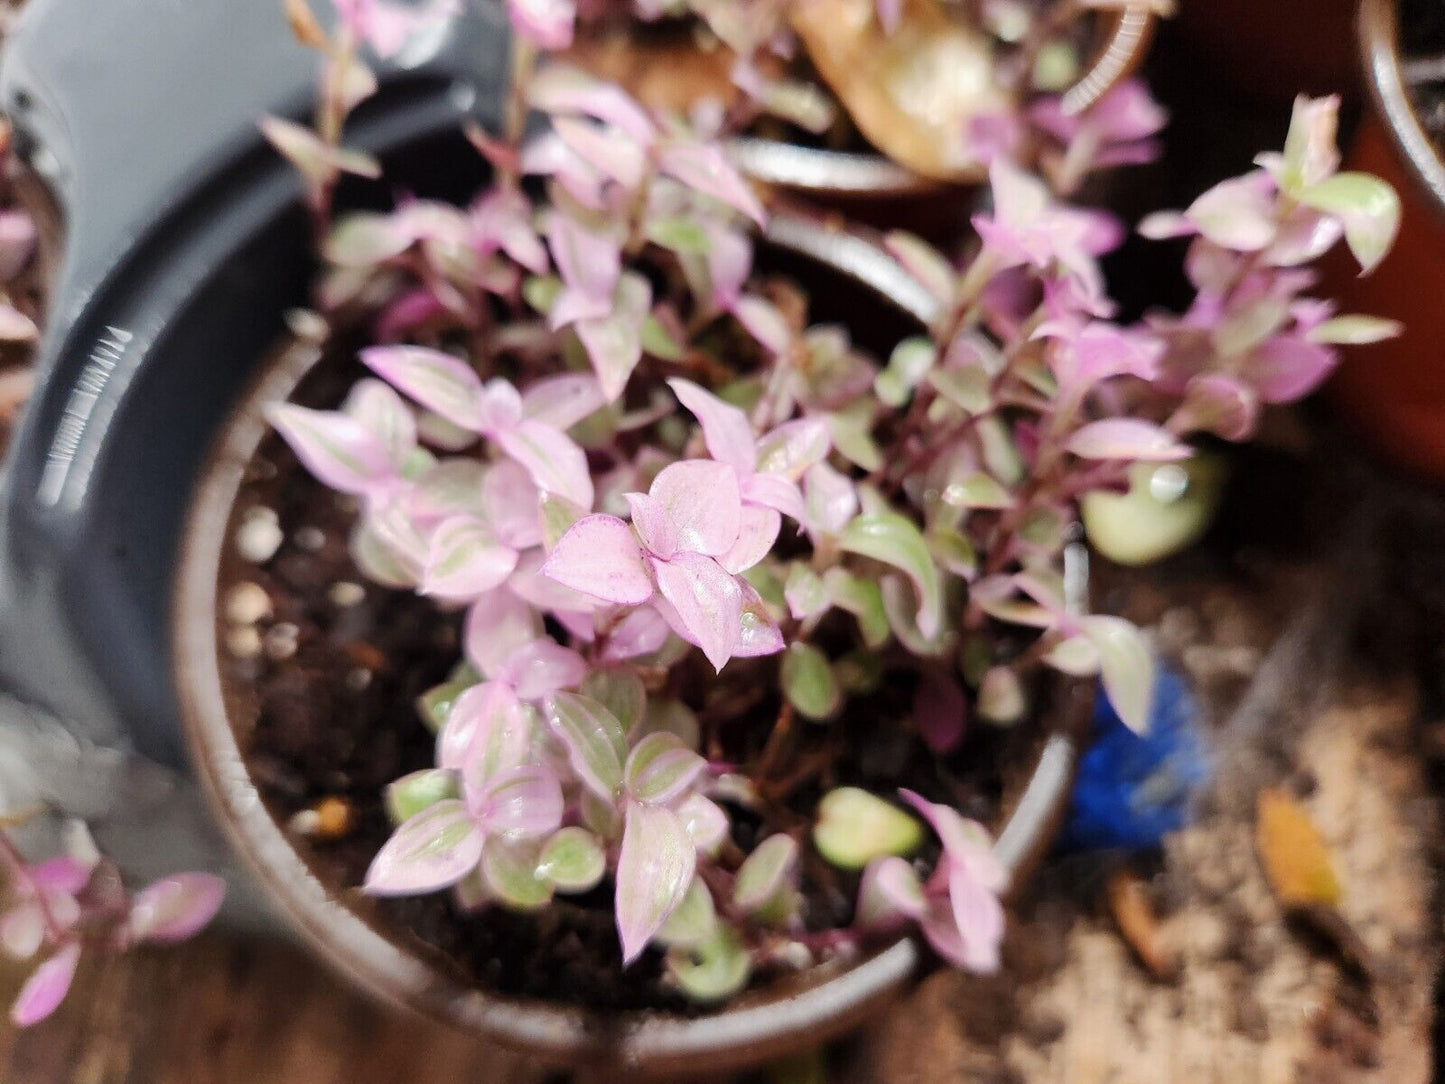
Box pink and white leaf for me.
[657,143,766,225]
[857,856,926,925]
[615,802,696,964]
[732,834,797,913]
[422,516,518,601]
[266,403,396,495]
[1079,615,1154,734]
[755,418,831,481]
[497,419,594,509]
[464,589,542,679]
[624,732,707,806]
[720,504,780,575]
[733,295,791,356]
[648,460,742,557]
[521,373,606,430]
[543,691,629,800]
[667,378,757,472]
[360,345,484,431]
[528,65,657,143]
[545,213,620,327]
[343,378,417,469]
[601,605,672,661]
[678,793,730,855]
[1066,418,1191,461]
[734,578,786,658]
[126,873,226,944]
[481,460,545,548]
[10,943,80,1027]
[476,766,565,840]
[497,638,588,700]
[438,681,528,777]
[364,800,484,897]
[553,116,645,189]
[741,472,807,524]
[652,552,745,672]
[506,0,575,49]
[542,514,654,604]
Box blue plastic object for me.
[1060,665,1212,851]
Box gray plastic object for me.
[0,0,511,912]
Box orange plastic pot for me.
[1325,0,1445,480]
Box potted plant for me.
[161,0,1401,1072]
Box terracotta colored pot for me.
[1174,0,1360,102]
[174,214,1092,1074]
[1325,0,1445,480]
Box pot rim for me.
[173,211,1086,1073]
[1359,0,1445,218]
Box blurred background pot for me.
[175,213,1093,1073]
[1325,0,1445,480]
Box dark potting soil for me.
[217,343,1038,1012]
[1400,0,1445,149]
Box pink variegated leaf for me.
[498,638,588,700]
[542,514,654,604]
[481,460,544,549]
[578,313,643,402]
[10,943,80,1027]
[1297,171,1400,274]
[543,692,629,800]
[602,605,672,661]
[0,208,37,280]
[126,873,225,944]
[884,231,955,304]
[476,380,525,434]
[553,116,645,188]
[625,732,707,806]
[521,373,606,430]
[648,460,742,557]
[732,294,791,356]
[477,766,565,839]
[615,802,696,964]
[364,800,484,896]
[898,790,1008,894]
[625,492,679,559]
[1079,615,1153,734]
[1242,334,1337,403]
[497,419,594,508]
[939,865,1005,973]
[732,834,797,913]
[438,681,528,777]
[735,578,786,658]
[804,462,859,536]
[343,378,417,469]
[720,505,780,574]
[657,143,766,225]
[528,65,657,142]
[755,418,831,481]
[422,516,518,601]
[360,345,484,431]
[259,116,380,189]
[545,213,620,326]
[506,0,575,48]
[471,187,547,273]
[410,460,487,521]
[857,856,926,925]
[1184,172,1278,252]
[1170,374,1258,441]
[838,513,942,639]
[705,223,752,308]
[678,793,730,854]
[464,589,542,678]
[741,472,806,525]
[267,403,396,495]
[1066,419,1191,461]
[27,858,92,896]
[0,303,37,343]
[667,378,757,472]
[652,552,744,672]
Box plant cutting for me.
[171,0,1404,1066]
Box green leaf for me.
[641,315,686,361]
[942,471,1012,510]
[928,527,977,578]
[839,513,943,639]
[580,669,647,736]
[656,878,718,949]
[543,693,629,800]
[928,365,991,414]
[1082,457,1226,567]
[481,840,554,911]
[539,492,586,549]
[781,643,841,721]
[824,569,891,647]
[1298,172,1401,274]
[1080,615,1154,733]
[537,827,606,893]
[733,834,798,914]
[834,649,884,694]
[645,217,711,254]
[1041,634,1101,677]
[828,405,883,472]
[875,337,936,407]
[813,788,923,871]
[522,274,563,316]
[625,732,706,805]
[385,769,460,826]
[667,926,751,1003]
[1306,314,1403,345]
[416,678,474,734]
[638,699,702,749]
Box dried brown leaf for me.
[1255,787,1342,909]
[1106,867,1178,982]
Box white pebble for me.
[224,582,272,625]
[328,581,365,608]
[294,526,326,552]
[235,511,284,563]
[264,623,300,660]
[225,626,262,659]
